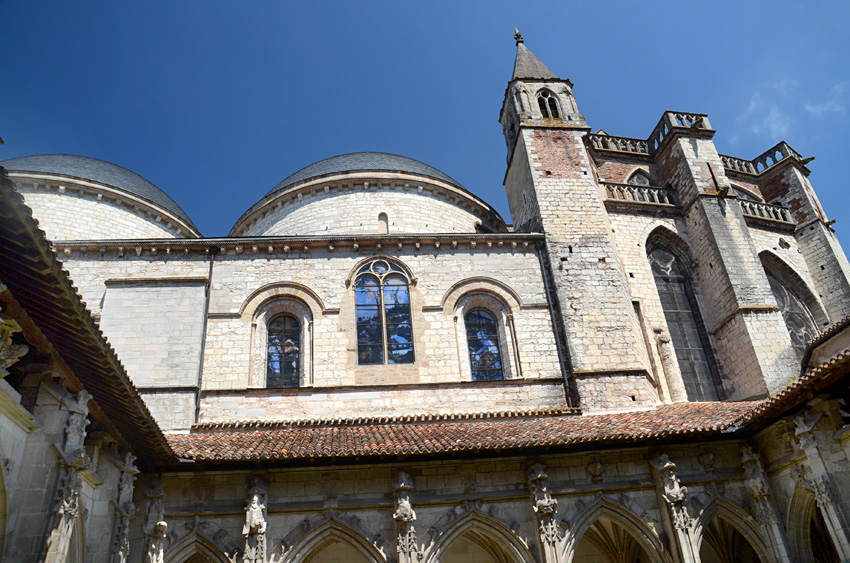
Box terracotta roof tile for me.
[169,402,760,462]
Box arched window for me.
[465,309,504,381]
[378,212,388,234]
[267,315,301,388]
[765,270,817,357]
[355,260,414,365]
[649,246,720,401]
[537,90,560,118]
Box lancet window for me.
[537,89,560,119]
[355,260,415,365]
[465,309,504,381]
[267,315,301,388]
[649,246,720,401]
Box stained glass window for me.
[766,271,817,357]
[355,260,414,365]
[465,309,504,381]
[267,315,300,388]
[649,248,719,401]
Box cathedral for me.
[1,34,850,563]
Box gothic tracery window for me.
[537,89,560,119]
[465,309,504,381]
[355,260,414,365]
[649,247,720,401]
[267,315,301,388]
[766,271,817,357]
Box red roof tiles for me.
[168,401,761,462]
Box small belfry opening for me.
[537,89,560,119]
[698,516,763,563]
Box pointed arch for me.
[759,250,828,326]
[627,169,656,187]
[536,88,561,119]
[646,226,722,402]
[283,517,385,563]
[239,281,328,318]
[345,255,417,288]
[424,511,534,563]
[564,496,668,563]
[785,481,839,563]
[164,531,233,563]
[693,498,772,563]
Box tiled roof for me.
[168,401,760,462]
[266,152,464,198]
[1,154,198,232]
[0,168,174,465]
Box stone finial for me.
[514,28,524,45]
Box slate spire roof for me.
[511,32,558,80]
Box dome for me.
[266,152,464,198]
[2,154,198,233]
[232,152,506,237]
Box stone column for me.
[243,476,268,563]
[527,462,561,563]
[651,454,699,563]
[740,445,792,563]
[655,329,688,403]
[392,472,420,563]
[42,389,92,563]
[793,404,850,559]
[143,479,168,563]
[110,452,139,563]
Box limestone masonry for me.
[1,34,850,563]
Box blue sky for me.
[2,1,849,247]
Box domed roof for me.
[2,154,197,231]
[266,152,464,197]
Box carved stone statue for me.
[392,471,419,561]
[110,452,139,563]
[144,479,168,563]
[243,477,268,563]
[0,308,28,377]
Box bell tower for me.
[501,34,655,412]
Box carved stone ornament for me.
[144,479,168,563]
[110,452,139,563]
[585,461,604,483]
[0,310,28,377]
[393,471,419,560]
[651,454,694,530]
[527,462,561,547]
[243,477,268,563]
[42,390,92,562]
[794,408,823,450]
[740,445,778,525]
[697,451,716,474]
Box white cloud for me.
[739,91,793,139]
[804,82,847,117]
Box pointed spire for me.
[511,31,558,80]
